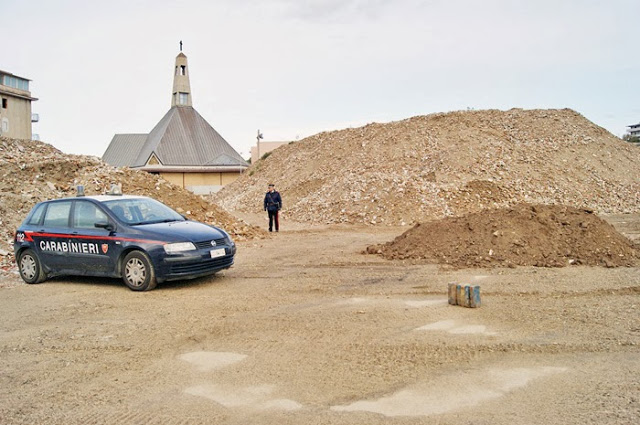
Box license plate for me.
[210,248,226,258]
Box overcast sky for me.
[3,0,639,159]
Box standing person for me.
[263,183,282,232]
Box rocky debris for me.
[0,137,265,273]
[215,108,640,225]
[366,204,638,268]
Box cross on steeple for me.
[179,40,183,51]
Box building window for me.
[179,92,188,105]
[1,75,28,91]
[2,98,7,109]
[180,65,186,75]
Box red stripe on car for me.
[25,231,166,245]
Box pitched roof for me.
[132,106,248,168]
[102,51,248,171]
[102,134,148,167]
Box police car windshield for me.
[102,198,185,225]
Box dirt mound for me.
[366,204,638,268]
[215,108,640,225]
[0,137,265,272]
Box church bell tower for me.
[171,47,192,107]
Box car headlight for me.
[163,242,196,254]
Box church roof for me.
[102,51,248,171]
[131,106,247,167]
[102,134,148,167]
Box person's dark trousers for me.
[268,210,279,232]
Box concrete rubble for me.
[215,108,640,226]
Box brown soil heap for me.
[215,108,640,225]
[0,137,265,271]
[366,204,638,268]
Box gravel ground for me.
[0,215,638,424]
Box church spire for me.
[171,50,192,107]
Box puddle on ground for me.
[404,299,448,308]
[185,384,302,411]
[416,320,497,335]
[331,366,566,417]
[179,351,247,371]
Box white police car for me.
[13,188,236,291]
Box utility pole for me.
[257,129,264,159]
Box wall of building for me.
[159,171,243,194]
[159,172,184,187]
[221,172,240,185]
[0,90,32,140]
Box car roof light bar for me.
[108,184,123,196]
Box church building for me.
[102,50,248,194]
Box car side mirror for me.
[95,221,115,232]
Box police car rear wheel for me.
[122,251,157,291]
[19,249,46,284]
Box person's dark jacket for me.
[264,191,282,212]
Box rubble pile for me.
[215,109,640,225]
[366,204,638,268]
[0,137,265,272]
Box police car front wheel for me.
[18,249,47,284]
[122,251,157,291]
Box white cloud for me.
[3,0,639,157]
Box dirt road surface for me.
[1,214,639,424]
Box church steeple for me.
[171,51,192,107]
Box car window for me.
[104,198,184,225]
[107,202,132,222]
[42,201,72,228]
[73,201,108,229]
[27,204,46,226]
